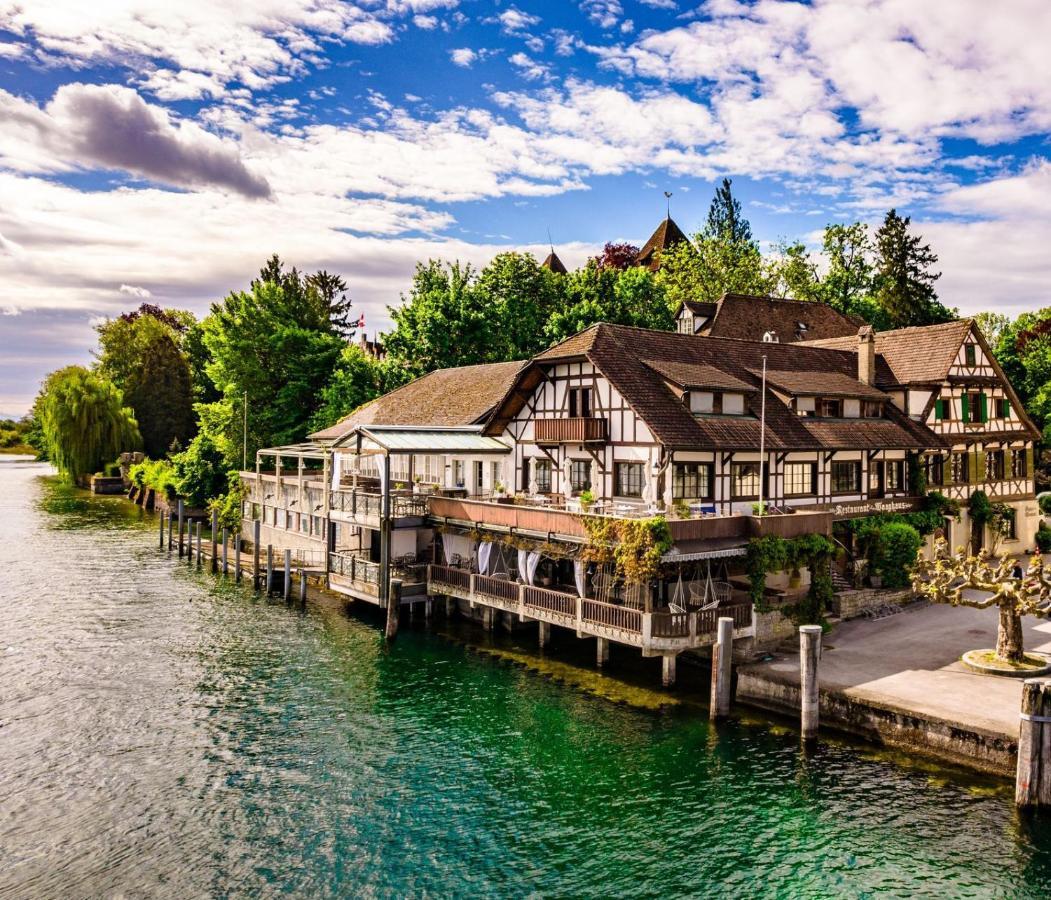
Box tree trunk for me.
[997,604,1025,663]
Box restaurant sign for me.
[798,497,925,520]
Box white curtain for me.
[527,457,537,494]
[560,456,573,498]
[442,533,476,565]
[330,452,342,491]
[573,559,587,598]
[517,549,542,585]
[372,453,388,494]
[478,541,493,575]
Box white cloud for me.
[497,7,541,33]
[413,15,438,29]
[119,284,152,299]
[450,47,477,67]
[508,52,549,81]
[580,1,623,29]
[639,0,677,8]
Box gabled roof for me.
[509,323,938,451]
[760,369,887,400]
[542,251,568,274]
[310,360,527,442]
[677,300,717,318]
[802,319,972,386]
[696,294,862,342]
[644,360,755,393]
[636,216,688,270]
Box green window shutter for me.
[960,394,970,423]
[974,448,985,483]
[941,455,951,487]
[1027,447,1034,480]
[934,398,944,420]
[979,393,988,423]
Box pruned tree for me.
[912,539,1050,663]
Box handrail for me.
[522,584,577,617]
[582,598,642,633]
[330,489,428,518]
[428,564,472,593]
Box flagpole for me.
[758,355,767,517]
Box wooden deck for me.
[427,565,754,653]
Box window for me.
[950,452,969,485]
[934,396,948,420]
[731,462,763,499]
[689,391,714,414]
[568,387,592,418]
[721,393,745,415]
[831,460,861,493]
[1003,508,1018,540]
[962,391,986,424]
[677,314,694,335]
[1011,448,1028,479]
[673,462,713,500]
[924,454,944,487]
[535,459,552,493]
[861,400,882,418]
[783,462,816,497]
[816,397,842,417]
[964,343,977,367]
[491,462,501,490]
[886,460,905,491]
[453,460,465,486]
[986,450,1005,481]
[570,459,591,492]
[473,461,484,492]
[614,462,644,497]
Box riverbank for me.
[736,602,1050,775]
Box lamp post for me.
[757,354,767,517]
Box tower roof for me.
[542,250,568,274]
[635,216,688,270]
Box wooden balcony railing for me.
[534,417,607,443]
[329,490,429,519]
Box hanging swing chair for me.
[593,561,617,603]
[490,542,511,580]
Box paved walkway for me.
[748,603,1051,737]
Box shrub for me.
[1037,524,1051,553]
[170,432,229,508]
[209,473,247,532]
[1040,495,1051,517]
[874,521,923,588]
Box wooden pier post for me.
[177,500,185,558]
[710,616,734,721]
[596,637,610,668]
[234,534,241,583]
[800,625,822,741]
[221,527,229,576]
[195,522,202,564]
[283,549,292,602]
[299,568,308,605]
[265,545,274,594]
[210,510,218,574]
[538,621,550,648]
[1016,679,1051,807]
[159,511,165,549]
[167,509,174,552]
[661,653,677,688]
[253,520,261,590]
[385,578,402,641]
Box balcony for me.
[327,551,427,603]
[534,416,607,443]
[329,489,429,528]
[427,565,753,651]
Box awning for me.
[337,425,511,455]
[256,442,328,460]
[662,537,748,562]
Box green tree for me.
[818,223,874,314]
[545,261,672,344]
[973,311,1011,348]
[308,344,388,432]
[171,431,229,508]
[873,209,955,327]
[659,235,775,306]
[474,251,561,360]
[36,366,140,480]
[769,240,819,301]
[704,177,753,245]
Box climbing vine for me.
[581,515,673,585]
[745,533,836,622]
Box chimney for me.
[858,325,876,385]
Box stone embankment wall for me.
[832,588,915,620]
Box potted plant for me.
[578,489,596,512]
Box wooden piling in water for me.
[283,549,291,602]
[167,510,174,552]
[596,637,609,668]
[299,568,307,605]
[800,625,822,741]
[159,512,165,549]
[177,500,185,558]
[210,510,218,574]
[710,616,734,720]
[253,520,261,590]
[234,533,241,582]
[266,545,274,594]
[661,654,677,688]
[195,521,202,564]
[221,527,229,576]
[385,578,402,641]
[1016,679,1051,807]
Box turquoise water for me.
[2,456,1051,898]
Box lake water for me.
[3,456,1051,898]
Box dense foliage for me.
[37,367,141,480]
[745,533,836,622]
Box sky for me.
[1,0,1050,416]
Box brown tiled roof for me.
[760,369,887,400]
[310,360,527,441]
[679,300,717,317]
[700,294,862,342]
[542,251,567,274]
[519,324,938,451]
[636,216,688,270]
[802,320,972,386]
[644,360,755,392]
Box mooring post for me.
[596,637,610,668]
[234,533,241,582]
[177,500,185,558]
[253,520,261,590]
[1016,678,1051,807]
[221,527,229,576]
[710,616,734,721]
[299,568,308,605]
[800,625,822,741]
[385,578,403,641]
[167,509,174,552]
[210,510,218,574]
[159,511,165,549]
[195,521,202,564]
[283,549,292,602]
[266,545,274,594]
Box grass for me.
[0,444,37,455]
[964,649,1049,671]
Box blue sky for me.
[1,0,1050,415]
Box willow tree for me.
[912,539,1050,663]
[37,366,140,481]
